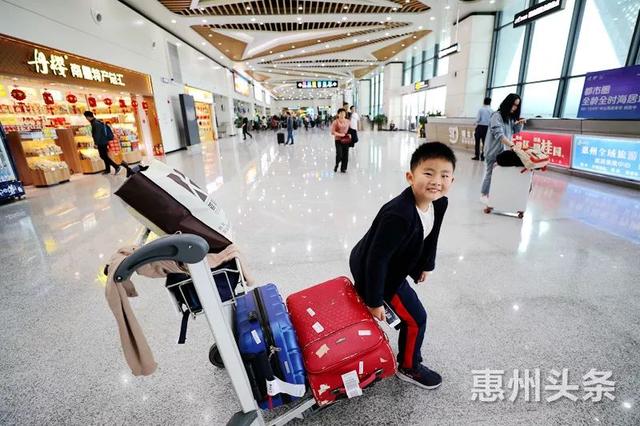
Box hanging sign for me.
[414,80,429,91]
[438,43,459,59]
[296,80,339,89]
[513,0,566,28]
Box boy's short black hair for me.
[83,111,94,118]
[337,108,346,115]
[410,142,457,171]
[483,97,491,105]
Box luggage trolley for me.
[113,233,316,426]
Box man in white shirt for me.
[349,106,360,145]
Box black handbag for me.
[496,150,524,167]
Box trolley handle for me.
[113,234,209,283]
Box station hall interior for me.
[0,0,639,425]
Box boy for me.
[350,142,456,390]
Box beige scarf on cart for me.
[105,244,254,376]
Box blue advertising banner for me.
[572,135,640,182]
[577,65,640,120]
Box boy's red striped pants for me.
[389,280,427,370]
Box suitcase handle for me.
[331,368,384,396]
[114,234,209,282]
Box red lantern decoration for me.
[142,101,149,111]
[66,94,78,104]
[11,89,26,101]
[103,98,113,106]
[42,91,55,105]
[118,99,126,108]
[131,99,138,108]
[87,96,97,107]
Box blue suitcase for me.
[235,284,306,409]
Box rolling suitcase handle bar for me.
[114,234,209,282]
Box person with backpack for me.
[84,111,120,175]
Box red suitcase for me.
[286,276,397,405]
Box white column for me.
[383,62,403,129]
[445,15,495,118]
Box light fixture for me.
[176,42,182,47]
[430,17,435,21]
[299,5,303,9]
[325,44,330,48]
[385,32,390,36]
[171,19,176,24]
[342,16,347,21]
[386,16,391,20]
[201,42,206,45]
[202,19,207,23]
[353,39,358,42]
[246,6,251,10]
[251,17,256,22]
[219,55,223,59]
[347,32,351,36]
[445,5,450,9]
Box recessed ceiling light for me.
[347,32,351,36]
[208,34,212,37]
[201,42,206,45]
[246,6,251,10]
[202,19,207,23]
[269,50,273,53]
[251,17,256,22]
[385,32,390,36]
[342,17,347,21]
[171,19,176,24]
[176,42,182,47]
[386,16,391,20]
[418,25,423,29]
[219,55,223,59]
[392,51,395,53]
[280,54,284,57]
[325,44,330,48]
[353,39,358,43]
[299,5,303,9]
[401,44,405,46]
[198,56,204,60]
[317,39,321,43]
[445,5,450,9]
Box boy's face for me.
[406,157,454,203]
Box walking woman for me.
[331,108,352,173]
[480,93,526,203]
[242,117,253,140]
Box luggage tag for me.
[341,371,363,399]
[266,377,306,398]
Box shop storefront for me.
[184,85,217,142]
[0,34,163,187]
[401,84,446,131]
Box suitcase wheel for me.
[517,211,524,219]
[483,207,493,214]
[209,344,225,369]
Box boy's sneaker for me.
[396,364,442,389]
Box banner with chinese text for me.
[512,131,573,168]
[571,135,640,182]
[577,65,640,120]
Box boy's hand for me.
[417,271,430,283]
[368,306,385,321]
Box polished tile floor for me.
[1,128,639,425]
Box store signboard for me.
[577,64,640,120]
[513,0,566,28]
[234,73,251,97]
[0,34,153,96]
[184,85,213,104]
[571,135,640,182]
[296,80,338,89]
[512,131,573,168]
[27,48,125,86]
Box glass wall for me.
[488,0,640,118]
[370,72,384,116]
